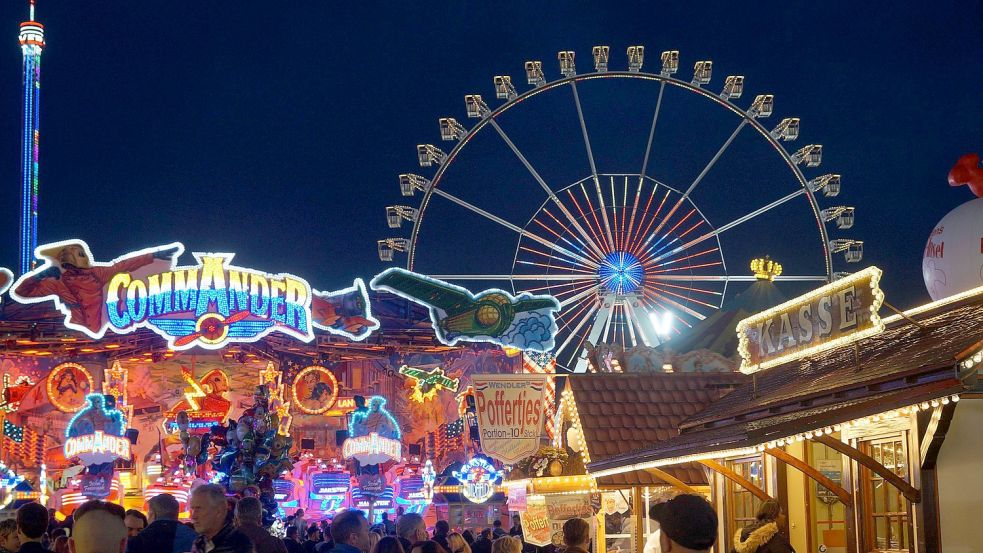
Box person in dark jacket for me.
[431,521,450,553]
[126,494,198,553]
[189,484,254,553]
[284,527,305,553]
[234,497,287,553]
[328,510,372,553]
[470,530,492,553]
[395,513,427,553]
[15,503,49,553]
[304,526,323,553]
[731,500,794,553]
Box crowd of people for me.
[0,490,790,553]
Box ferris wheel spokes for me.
[640,81,668,178]
[486,118,607,260]
[568,80,616,251]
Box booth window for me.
[726,456,765,538]
[859,435,912,553]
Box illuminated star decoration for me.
[0,374,35,412]
[399,365,460,403]
[102,361,132,421]
[181,366,207,411]
[260,362,293,436]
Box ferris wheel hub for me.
[599,251,644,296]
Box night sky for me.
[0,1,979,311]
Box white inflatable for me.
[922,197,983,300]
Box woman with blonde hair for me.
[491,536,522,553]
[447,532,472,553]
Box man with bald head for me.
[70,500,127,553]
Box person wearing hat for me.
[13,240,179,334]
[657,494,718,553]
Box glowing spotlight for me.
[649,311,673,336]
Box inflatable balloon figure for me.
[210,383,293,525]
[923,153,983,300]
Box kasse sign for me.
[736,266,885,373]
[471,374,547,464]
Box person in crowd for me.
[234,496,287,553]
[46,510,58,537]
[327,510,371,553]
[507,517,522,540]
[561,520,589,553]
[315,522,334,553]
[284,527,305,553]
[379,513,395,537]
[70,500,127,553]
[446,533,470,553]
[125,493,198,553]
[470,530,491,553]
[394,508,405,522]
[490,537,520,553]
[490,521,505,541]
[731,500,794,553]
[371,536,404,553]
[305,526,323,553]
[643,502,665,553]
[431,522,450,552]
[657,494,717,553]
[294,510,309,540]
[367,531,382,553]
[16,503,49,553]
[409,541,447,553]
[0,520,19,553]
[394,514,427,553]
[51,535,69,553]
[546,531,563,553]
[188,483,253,553]
[460,532,473,547]
[124,509,148,539]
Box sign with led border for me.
[472,374,547,464]
[291,365,339,415]
[64,393,129,465]
[452,457,502,504]
[10,239,380,351]
[47,362,95,413]
[0,268,11,295]
[736,266,885,374]
[370,268,559,352]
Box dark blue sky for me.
[0,1,979,310]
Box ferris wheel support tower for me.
[18,0,44,275]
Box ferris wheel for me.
[379,46,863,373]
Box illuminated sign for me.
[64,431,131,465]
[342,433,402,465]
[421,460,436,502]
[163,368,232,433]
[453,457,502,504]
[370,268,559,352]
[10,239,379,350]
[472,374,547,464]
[65,394,129,465]
[292,365,339,414]
[47,362,94,413]
[0,268,11,295]
[737,267,885,373]
[325,396,357,417]
[0,374,35,412]
[399,365,460,403]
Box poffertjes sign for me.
[472,374,547,464]
[736,266,885,373]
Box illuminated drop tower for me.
[18,0,44,275]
